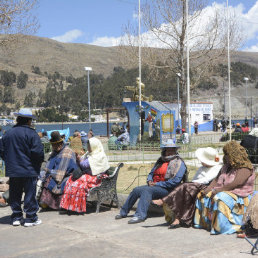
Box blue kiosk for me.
[122,101,176,145]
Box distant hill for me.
[0,35,258,78]
[0,35,257,118]
[0,35,123,78]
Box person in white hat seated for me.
[152,147,222,228]
[115,139,187,224]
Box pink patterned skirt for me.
[60,174,101,213]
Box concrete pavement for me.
[0,205,255,258]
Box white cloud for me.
[90,36,121,47]
[88,1,258,52]
[52,29,83,43]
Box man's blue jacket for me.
[0,125,44,177]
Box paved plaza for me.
[0,204,255,258]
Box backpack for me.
[240,135,258,163]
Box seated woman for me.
[152,147,222,228]
[39,131,78,210]
[194,140,255,235]
[60,137,110,213]
[115,139,187,224]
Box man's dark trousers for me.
[9,177,39,223]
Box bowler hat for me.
[160,138,180,149]
[49,131,63,144]
[13,108,36,120]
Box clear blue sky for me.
[36,0,258,51]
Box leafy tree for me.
[3,87,14,103]
[24,92,34,107]
[0,70,16,86]
[31,66,41,75]
[17,71,28,89]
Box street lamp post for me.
[84,67,92,129]
[243,77,249,119]
[176,73,181,125]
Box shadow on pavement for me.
[142,222,169,228]
[0,215,10,225]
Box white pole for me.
[177,76,180,123]
[227,0,232,141]
[85,66,92,129]
[138,0,142,142]
[87,70,91,129]
[245,79,248,118]
[186,0,191,136]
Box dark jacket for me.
[0,125,44,177]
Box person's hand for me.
[148,181,156,187]
[79,150,85,156]
[44,168,50,174]
[75,153,81,162]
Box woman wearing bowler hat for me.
[115,139,187,224]
[39,131,77,210]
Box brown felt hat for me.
[49,131,63,144]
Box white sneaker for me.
[24,219,42,227]
[12,220,21,226]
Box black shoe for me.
[115,214,126,220]
[168,223,181,229]
[128,217,145,224]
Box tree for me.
[0,0,39,48]
[120,0,241,128]
[17,71,28,89]
[24,92,34,107]
[31,65,41,75]
[0,70,16,86]
[3,87,14,103]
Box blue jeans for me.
[120,185,169,220]
[9,177,39,223]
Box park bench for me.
[87,162,124,213]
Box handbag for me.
[71,168,85,181]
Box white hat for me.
[249,128,258,137]
[13,108,36,120]
[80,131,87,137]
[195,147,220,166]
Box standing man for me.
[0,108,44,226]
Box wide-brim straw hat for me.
[160,138,180,149]
[13,108,36,120]
[195,147,220,166]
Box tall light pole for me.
[186,0,191,136]
[176,73,181,125]
[226,0,232,141]
[138,0,142,142]
[84,67,92,129]
[243,77,249,119]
